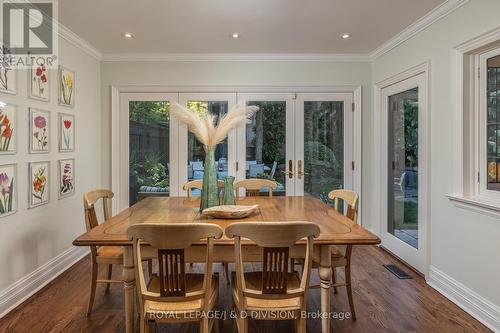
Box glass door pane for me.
[487,55,500,191]
[129,101,170,205]
[387,88,419,249]
[303,101,344,201]
[295,93,353,201]
[245,101,287,196]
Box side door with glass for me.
[178,93,237,196]
[237,93,295,196]
[119,93,178,211]
[295,93,354,200]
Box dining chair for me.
[311,189,359,319]
[248,164,265,178]
[225,221,320,333]
[183,179,224,198]
[83,189,153,316]
[234,179,277,198]
[127,223,223,333]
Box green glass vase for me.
[222,176,236,205]
[200,145,219,211]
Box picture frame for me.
[29,63,49,102]
[58,66,75,107]
[0,103,16,154]
[0,163,17,218]
[0,66,17,95]
[58,158,75,199]
[29,108,50,154]
[58,113,75,152]
[28,161,50,208]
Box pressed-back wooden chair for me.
[83,189,152,316]
[226,221,320,333]
[183,180,224,198]
[234,179,277,198]
[128,223,223,333]
[311,189,359,319]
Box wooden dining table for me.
[73,196,380,333]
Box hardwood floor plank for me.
[0,246,490,333]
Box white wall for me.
[371,0,500,313]
[0,37,101,295]
[100,60,373,220]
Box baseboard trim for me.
[428,266,500,332]
[0,246,89,319]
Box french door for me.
[238,93,354,197]
[380,73,428,274]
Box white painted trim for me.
[448,26,500,208]
[111,86,120,215]
[428,266,500,332]
[447,194,500,218]
[102,53,370,62]
[369,0,470,60]
[56,22,103,61]
[108,85,362,94]
[0,246,89,319]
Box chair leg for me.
[345,246,356,320]
[213,317,220,333]
[106,264,112,292]
[86,260,98,316]
[223,263,230,285]
[296,316,306,333]
[236,317,248,333]
[332,267,338,294]
[200,318,209,333]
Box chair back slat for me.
[328,189,359,224]
[158,249,186,297]
[83,189,114,231]
[234,179,277,198]
[183,180,224,198]
[262,247,289,294]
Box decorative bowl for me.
[202,204,259,219]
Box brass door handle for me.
[298,160,303,179]
[288,160,293,178]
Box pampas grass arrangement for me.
[170,102,260,210]
[170,102,260,146]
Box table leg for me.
[123,246,135,333]
[319,245,332,333]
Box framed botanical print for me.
[29,63,49,101]
[29,108,50,153]
[58,66,75,107]
[0,163,17,217]
[58,158,75,199]
[0,65,17,95]
[28,161,50,208]
[0,103,16,154]
[58,113,74,152]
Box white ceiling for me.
[59,0,446,55]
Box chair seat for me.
[96,246,123,264]
[231,271,302,314]
[145,273,218,319]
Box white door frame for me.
[237,92,295,195]
[115,92,179,213]
[295,93,354,197]
[374,62,430,277]
[111,85,362,221]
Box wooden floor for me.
[0,246,489,333]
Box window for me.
[486,55,500,191]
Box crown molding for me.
[369,0,470,61]
[57,23,103,61]
[101,53,370,62]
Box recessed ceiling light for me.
[123,32,134,39]
[0,101,6,108]
[341,33,351,39]
[231,33,240,39]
